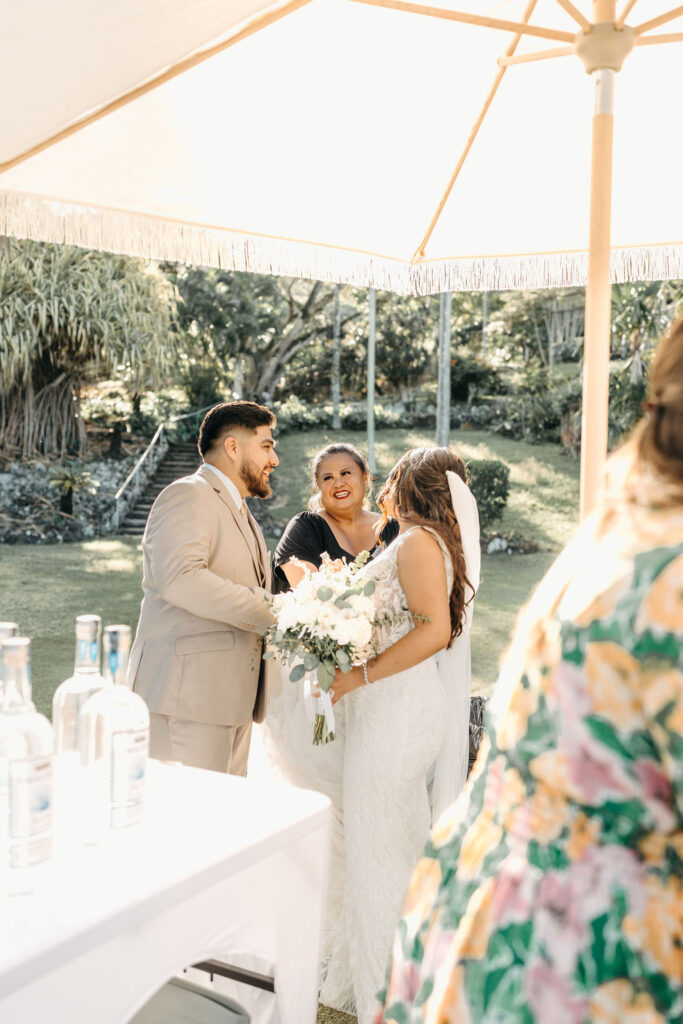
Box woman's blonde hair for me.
[307,443,373,512]
[376,447,474,646]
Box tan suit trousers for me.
[149,712,253,776]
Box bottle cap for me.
[1,637,30,667]
[75,614,102,642]
[103,625,131,679]
[103,625,131,654]
[0,622,19,641]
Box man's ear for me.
[222,433,240,463]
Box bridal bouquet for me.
[265,552,376,744]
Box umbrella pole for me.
[580,63,615,519]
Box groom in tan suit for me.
[128,401,278,775]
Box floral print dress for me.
[376,502,683,1023]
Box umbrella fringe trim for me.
[1,190,682,296]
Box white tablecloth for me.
[0,761,331,1024]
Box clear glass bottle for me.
[0,623,19,644]
[0,637,55,893]
[52,615,107,756]
[79,625,150,838]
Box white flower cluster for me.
[272,557,375,654]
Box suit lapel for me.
[245,504,268,585]
[198,466,264,583]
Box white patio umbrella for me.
[1,0,682,513]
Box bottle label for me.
[9,756,54,867]
[110,729,148,828]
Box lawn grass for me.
[1,427,578,718]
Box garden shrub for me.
[466,458,510,528]
[180,361,226,411]
[271,396,404,434]
[450,356,507,402]
[608,356,649,443]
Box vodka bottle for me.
[0,637,55,892]
[79,625,150,836]
[0,623,19,644]
[52,615,107,756]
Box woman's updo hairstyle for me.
[377,446,474,647]
[633,316,683,502]
[308,443,373,512]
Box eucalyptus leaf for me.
[262,650,274,660]
[303,652,320,671]
[336,650,351,672]
[289,662,307,683]
[317,586,334,601]
[364,580,376,596]
[317,660,336,691]
[335,596,351,609]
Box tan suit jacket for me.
[129,464,274,727]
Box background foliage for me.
[0,240,175,456]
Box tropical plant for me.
[610,280,681,358]
[48,466,98,515]
[0,240,176,456]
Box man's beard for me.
[240,456,272,499]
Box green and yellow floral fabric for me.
[377,518,683,1023]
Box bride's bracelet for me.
[362,661,371,686]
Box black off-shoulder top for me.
[271,511,400,594]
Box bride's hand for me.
[330,665,364,705]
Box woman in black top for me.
[272,442,399,593]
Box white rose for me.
[347,617,373,648]
[277,604,297,632]
[316,605,337,633]
[348,593,375,619]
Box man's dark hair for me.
[198,401,276,458]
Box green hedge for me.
[467,459,510,528]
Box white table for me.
[0,761,331,1024]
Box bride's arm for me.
[331,529,451,704]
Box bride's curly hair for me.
[376,447,475,647]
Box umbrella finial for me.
[575,22,635,73]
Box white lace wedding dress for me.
[254,527,451,1024]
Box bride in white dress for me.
[258,446,480,1024]
[326,446,479,1024]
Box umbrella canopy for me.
[1,0,682,508]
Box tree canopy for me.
[0,240,175,455]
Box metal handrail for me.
[112,405,214,530]
[168,403,215,424]
[113,423,167,529]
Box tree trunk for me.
[436,292,452,446]
[367,289,377,474]
[331,284,342,430]
[107,420,123,459]
[233,357,245,400]
[482,291,488,358]
[59,488,74,515]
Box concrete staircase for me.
[118,442,201,536]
